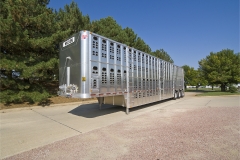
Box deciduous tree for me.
[198,49,240,91]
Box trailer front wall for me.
[59,33,81,97]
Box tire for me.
[178,90,181,98]
[179,90,182,98]
[173,91,178,100]
[181,90,185,97]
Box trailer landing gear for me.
[126,107,129,115]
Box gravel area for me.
[4,106,240,160]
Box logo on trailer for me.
[63,37,75,47]
[81,34,88,40]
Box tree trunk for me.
[221,84,226,92]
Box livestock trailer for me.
[59,30,184,114]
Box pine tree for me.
[123,27,137,47]
[56,1,90,35]
[151,49,174,63]
[89,16,127,43]
[134,37,152,54]
[0,0,66,103]
[89,17,152,54]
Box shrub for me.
[0,87,50,104]
[229,85,238,93]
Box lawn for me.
[186,88,240,96]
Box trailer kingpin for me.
[59,30,184,114]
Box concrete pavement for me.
[0,93,239,159]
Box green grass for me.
[186,88,240,96]
[196,91,240,96]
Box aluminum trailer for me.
[59,30,184,114]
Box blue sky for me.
[48,0,239,69]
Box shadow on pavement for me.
[68,98,173,118]
[69,103,125,118]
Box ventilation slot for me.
[135,93,138,98]
[133,51,137,61]
[102,67,107,84]
[142,67,145,73]
[110,68,114,85]
[92,41,98,49]
[110,42,114,53]
[110,55,114,60]
[138,92,142,98]
[143,79,146,97]
[102,40,106,51]
[138,52,141,62]
[138,66,141,72]
[134,84,137,90]
[123,70,126,85]
[92,79,97,88]
[102,53,106,58]
[117,70,121,85]
[117,45,121,54]
[123,47,126,62]
[129,51,132,60]
[92,51,98,56]
[92,66,98,74]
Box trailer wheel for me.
[181,90,185,97]
[178,90,181,98]
[174,91,178,100]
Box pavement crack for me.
[205,100,211,106]
[31,109,82,133]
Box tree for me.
[89,16,127,43]
[0,0,66,103]
[89,17,152,53]
[151,49,174,63]
[123,27,137,47]
[56,1,90,36]
[182,65,198,89]
[0,0,176,104]
[182,65,208,90]
[134,37,152,53]
[198,49,240,91]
